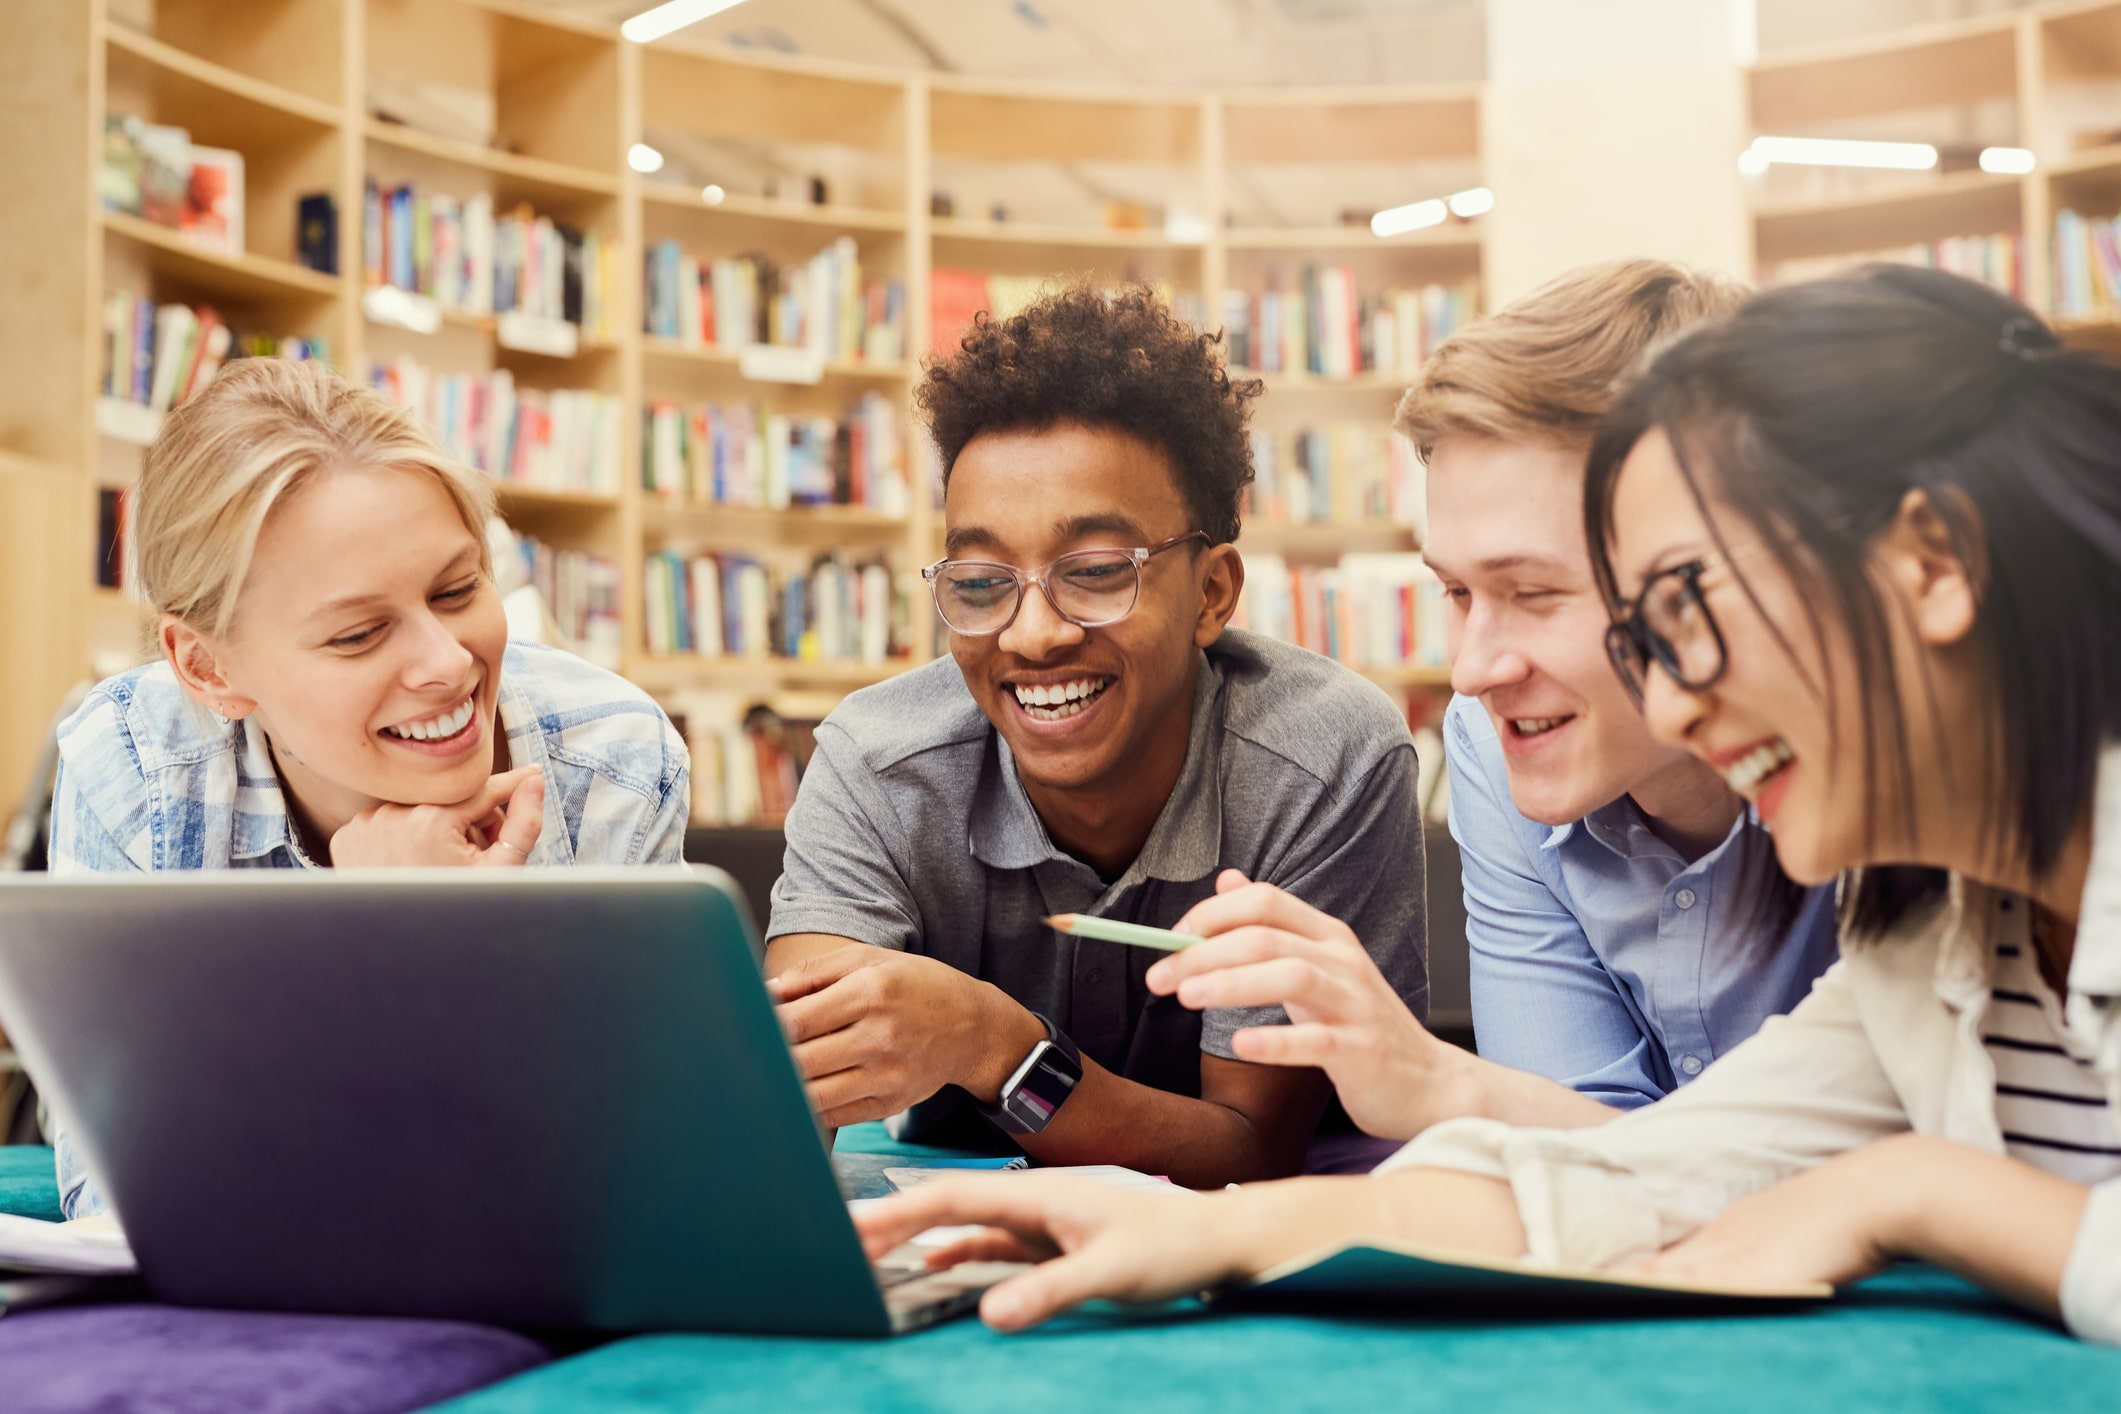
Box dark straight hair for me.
[1582,265,2121,938]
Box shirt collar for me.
[1543,794,1752,863]
[495,652,568,866]
[229,720,315,866]
[968,651,1225,885]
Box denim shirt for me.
[46,639,690,1217]
[1444,693,1839,1109]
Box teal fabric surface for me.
[431,1265,2116,1414]
[0,1145,62,1224]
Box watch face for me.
[1008,1041,1081,1131]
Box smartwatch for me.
[979,1013,1084,1136]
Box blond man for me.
[1144,260,1838,1145]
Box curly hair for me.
[916,282,1263,544]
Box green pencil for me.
[1044,913,1203,951]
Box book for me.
[1213,1237,1831,1312]
[181,145,244,256]
[99,115,143,216]
[297,193,339,275]
[1223,274,1474,380]
[133,121,191,228]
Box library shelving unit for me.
[1745,0,2121,354]
[3,0,1481,811]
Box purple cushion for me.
[0,1302,547,1414]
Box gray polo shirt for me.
[767,627,1429,1102]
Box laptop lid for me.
[0,867,896,1337]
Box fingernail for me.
[1146,962,1170,990]
[985,1293,1020,1325]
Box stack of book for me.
[1246,425,1424,528]
[641,392,907,513]
[101,294,328,416]
[101,114,245,257]
[370,357,624,497]
[929,270,1207,356]
[362,181,620,341]
[1220,276,1475,379]
[2051,210,2121,320]
[643,236,906,364]
[641,550,899,664]
[1236,552,1448,672]
[1763,233,2025,298]
[506,533,622,670]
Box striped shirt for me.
[1985,914,2121,1186]
[46,638,691,1217]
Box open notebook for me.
[1214,1237,1833,1311]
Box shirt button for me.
[1674,888,1698,910]
[1680,1055,1704,1076]
[1086,969,1103,985]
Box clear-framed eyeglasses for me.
[920,531,1210,637]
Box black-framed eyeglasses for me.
[1604,541,1764,705]
[920,532,1210,637]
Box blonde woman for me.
[49,358,689,1217]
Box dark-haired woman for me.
[848,266,2121,1346]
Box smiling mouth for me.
[1721,737,1796,798]
[1509,714,1574,739]
[381,693,478,743]
[1010,675,1114,722]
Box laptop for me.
[0,867,1021,1336]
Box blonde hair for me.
[137,359,496,637]
[1394,259,1749,457]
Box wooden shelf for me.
[1748,10,2020,130]
[1250,372,1413,394]
[643,501,909,536]
[488,482,621,511]
[362,296,620,359]
[630,655,914,693]
[932,217,1197,251]
[1225,225,1482,253]
[640,338,910,383]
[1753,170,2025,265]
[89,587,151,614]
[2053,142,2121,181]
[102,211,343,301]
[641,183,905,233]
[365,119,618,200]
[1238,521,1421,556]
[1357,664,1452,691]
[105,25,343,131]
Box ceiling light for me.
[1371,198,1447,237]
[1446,186,1494,219]
[622,0,751,45]
[1743,136,1938,171]
[701,184,726,205]
[1979,146,2036,175]
[1737,147,1770,177]
[628,143,665,174]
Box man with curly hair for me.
[763,283,1427,1187]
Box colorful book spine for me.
[1234,552,1447,670]
[370,357,624,496]
[640,392,908,514]
[1246,425,1424,528]
[1219,275,1474,380]
[643,237,908,363]
[362,182,619,340]
[640,551,902,664]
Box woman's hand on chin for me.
[329,766,544,868]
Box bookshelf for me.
[1743,0,2121,340]
[14,0,2121,817]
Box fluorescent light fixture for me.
[1743,136,1938,171]
[1979,146,2036,175]
[628,143,665,174]
[1370,198,1447,238]
[701,183,726,205]
[622,0,750,44]
[1446,186,1494,219]
[1737,147,1770,177]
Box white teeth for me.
[1012,677,1111,721]
[385,695,475,742]
[1513,717,1566,737]
[1721,738,1795,796]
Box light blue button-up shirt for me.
[1444,694,1839,1109]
